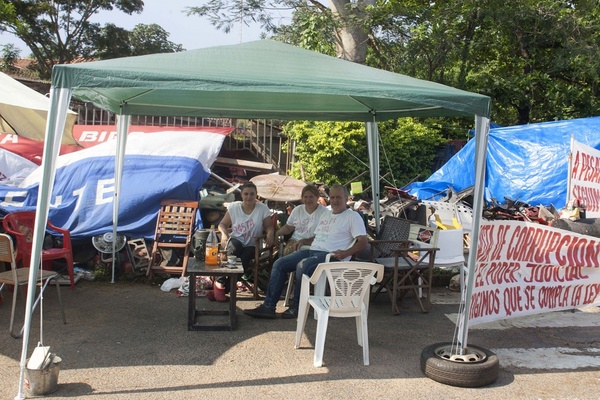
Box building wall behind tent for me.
[407,116,600,207]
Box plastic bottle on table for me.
[205,225,219,265]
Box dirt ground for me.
[1,278,599,400]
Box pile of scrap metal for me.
[424,187,600,239]
[482,197,558,225]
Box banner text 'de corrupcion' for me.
[469,221,600,325]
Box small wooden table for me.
[187,258,243,331]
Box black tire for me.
[420,342,499,388]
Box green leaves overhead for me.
[285,119,446,190]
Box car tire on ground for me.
[420,342,499,388]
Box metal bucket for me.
[25,356,61,397]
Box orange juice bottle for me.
[205,225,219,265]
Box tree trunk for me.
[329,0,373,64]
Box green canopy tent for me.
[17,40,491,397]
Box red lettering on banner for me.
[523,263,589,283]
[575,152,600,183]
[572,184,600,213]
[476,225,495,262]
[544,230,564,263]
[485,261,520,285]
[538,286,571,309]
[565,237,600,268]
[570,284,583,306]
[572,150,581,180]
[474,263,486,288]
[555,234,573,265]
[524,285,536,310]
[503,225,600,268]
[583,283,600,304]
[491,224,510,260]
[469,288,500,319]
[506,225,522,261]
[503,286,523,316]
[508,226,550,264]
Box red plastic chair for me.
[2,211,75,289]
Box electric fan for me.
[92,232,127,283]
[92,232,127,255]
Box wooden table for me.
[187,258,243,331]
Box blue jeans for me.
[263,249,330,310]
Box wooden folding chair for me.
[146,199,197,280]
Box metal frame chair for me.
[0,233,66,338]
[371,222,439,314]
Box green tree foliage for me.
[285,119,446,190]
[93,23,131,60]
[128,23,184,55]
[95,23,184,59]
[273,5,337,56]
[0,0,144,79]
[465,0,600,124]
[373,0,600,125]
[0,43,20,71]
[186,0,373,63]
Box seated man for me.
[244,184,368,319]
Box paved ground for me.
[1,278,599,399]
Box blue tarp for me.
[407,116,600,207]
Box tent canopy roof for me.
[52,40,490,121]
[0,72,77,144]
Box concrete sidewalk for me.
[1,280,598,399]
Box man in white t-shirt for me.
[244,184,367,319]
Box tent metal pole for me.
[457,115,490,352]
[366,120,381,233]
[16,87,72,400]
[111,114,130,283]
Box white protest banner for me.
[570,140,600,217]
[468,220,600,326]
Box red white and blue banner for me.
[0,127,230,239]
[469,221,600,326]
[569,139,600,218]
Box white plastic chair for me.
[284,240,356,308]
[423,228,465,270]
[0,233,66,338]
[294,261,384,367]
[423,228,466,292]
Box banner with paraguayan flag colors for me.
[0,128,229,239]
